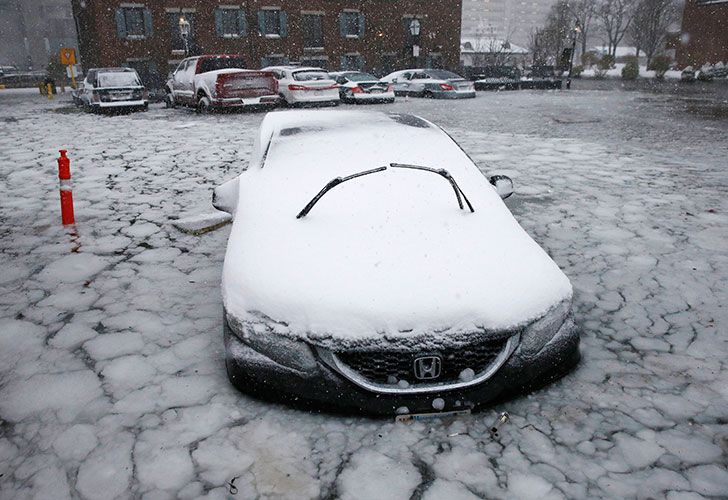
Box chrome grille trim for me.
[317,333,520,395]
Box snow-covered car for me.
[165,55,279,112]
[262,66,339,106]
[213,110,580,416]
[380,68,423,84]
[387,69,476,99]
[72,67,148,112]
[329,71,395,103]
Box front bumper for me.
[346,91,395,103]
[224,315,580,416]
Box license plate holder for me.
[395,409,471,423]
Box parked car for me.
[165,55,279,112]
[213,110,580,416]
[380,69,423,84]
[471,66,522,91]
[520,66,563,90]
[262,66,339,106]
[385,69,476,98]
[681,66,696,82]
[329,71,395,103]
[72,67,148,112]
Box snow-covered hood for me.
[222,111,572,342]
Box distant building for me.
[461,0,556,49]
[677,0,728,68]
[71,0,464,87]
[0,0,78,71]
[460,38,528,67]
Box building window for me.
[115,6,152,38]
[261,54,289,67]
[258,9,288,37]
[302,57,328,69]
[302,14,324,48]
[215,8,247,38]
[168,13,196,53]
[339,11,365,38]
[340,53,364,71]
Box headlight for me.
[227,313,318,373]
[519,298,572,357]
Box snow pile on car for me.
[222,110,573,341]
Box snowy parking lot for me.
[1,85,727,499]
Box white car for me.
[213,110,580,415]
[261,66,339,106]
[385,69,476,99]
[73,67,148,112]
[329,71,395,103]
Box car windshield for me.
[344,73,378,82]
[425,70,462,80]
[198,57,246,73]
[293,70,329,81]
[97,72,141,88]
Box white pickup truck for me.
[165,54,279,112]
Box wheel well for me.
[197,89,208,100]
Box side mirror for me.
[212,176,240,215]
[489,175,514,199]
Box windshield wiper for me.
[390,163,474,213]
[296,166,387,219]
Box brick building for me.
[71,0,463,87]
[677,0,728,68]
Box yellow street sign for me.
[60,48,76,65]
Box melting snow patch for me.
[338,449,420,500]
[37,253,109,284]
[172,211,232,235]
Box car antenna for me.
[389,163,475,213]
[296,166,388,219]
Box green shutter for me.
[279,11,288,37]
[115,9,127,38]
[358,14,365,38]
[357,55,365,70]
[214,9,224,37]
[339,13,346,37]
[340,55,346,70]
[143,8,153,37]
[257,11,265,34]
[237,10,247,37]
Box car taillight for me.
[351,86,363,94]
[92,91,100,103]
[288,84,307,91]
[386,84,394,92]
[142,89,149,100]
[439,83,454,91]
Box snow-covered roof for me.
[461,38,528,55]
[222,110,572,341]
[590,46,640,57]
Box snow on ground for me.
[0,87,727,499]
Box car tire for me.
[197,96,211,113]
[165,92,175,108]
[279,94,289,107]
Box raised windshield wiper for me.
[296,166,387,219]
[390,163,474,213]
[296,163,474,219]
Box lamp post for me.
[409,18,421,67]
[178,16,190,57]
[566,22,581,90]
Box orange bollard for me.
[57,150,75,225]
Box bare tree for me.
[470,24,518,66]
[597,0,632,57]
[629,0,679,67]
[568,0,598,58]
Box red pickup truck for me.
[165,55,279,112]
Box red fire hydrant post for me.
[57,150,75,225]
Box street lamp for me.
[178,16,190,57]
[566,22,581,90]
[409,19,421,65]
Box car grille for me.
[335,337,509,385]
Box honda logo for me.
[413,356,442,380]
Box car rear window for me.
[199,57,247,73]
[426,70,462,80]
[293,70,329,82]
[344,73,378,82]
[97,72,141,88]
